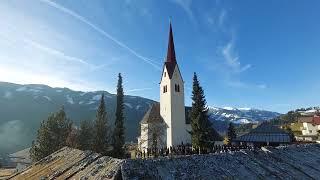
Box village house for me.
[295,115,320,141]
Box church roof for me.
[235,122,291,143]
[164,22,178,79]
[140,103,163,124]
[140,103,191,125]
[166,22,176,64]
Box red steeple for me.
[166,22,176,64]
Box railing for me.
[134,144,255,159]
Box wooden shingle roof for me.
[10,144,320,179]
[9,147,123,180]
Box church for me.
[138,23,191,151]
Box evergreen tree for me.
[226,122,237,145]
[54,107,72,147]
[112,73,126,158]
[189,72,220,153]
[30,107,72,161]
[78,120,94,151]
[93,94,110,155]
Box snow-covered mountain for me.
[209,106,281,124]
[0,82,281,154]
[0,82,155,154]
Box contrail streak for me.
[39,0,161,70]
[24,38,103,70]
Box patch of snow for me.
[56,89,63,93]
[136,105,142,110]
[66,95,74,104]
[261,146,271,153]
[238,107,251,111]
[105,94,112,99]
[16,86,41,93]
[223,107,235,111]
[87,101,95,105]
[80,92,87,96]
[4,91,12,99]
[234,119,251,124]
[28,89,41,93]
[124,103,133,109]
[16,87,27,92]
[91,94,101,101]
[79,101,84,105]
[233,115,239,119]
[306,109,316,113]
[43,96,51,101]
[90,106,99,110]
[209,106,220,111]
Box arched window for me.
[163,85,167,93]
[175,84,180,92]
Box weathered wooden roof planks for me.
[9,144,320,180]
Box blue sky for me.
[1,0,320,113]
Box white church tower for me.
[160,23,189,148]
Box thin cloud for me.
[204,5,227,30]
[39,0,161,70]
[222,40,251,73]
[24,38,105,71]
[218,9,227,27]
[257,84,267,89]
[226,80,248,88]
[171,0,196,24]
[226,80,267,89]
[203,7,265,90]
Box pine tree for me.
[30,107,72,161]
[78,120,94,151]
[112,73,126,158]
[226,122,236,145]
[189,72,220,153]
[93,94,110,155]
[54,107,72,147]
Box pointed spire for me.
[166,21,177,64]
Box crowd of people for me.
[135,144,255,159]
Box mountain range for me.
[209,106,281,124]
[0,82,280,154]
